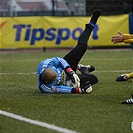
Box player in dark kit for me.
[37,9,101,93]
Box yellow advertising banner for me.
[0,15,129,48]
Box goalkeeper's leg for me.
[63,9,101,72]
[78,73,98,86]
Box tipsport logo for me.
[13,24,99,45]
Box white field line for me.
[0,58,132,62]
[0,110,78,133]
[0,70,132,75]
[0,60,40,62]
[82,58,133,61]
[0,72,36,75]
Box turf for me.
[0,49,133,133]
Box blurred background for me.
[0,0,132,17]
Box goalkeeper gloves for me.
[65,67,80,88]
[71,81,92,94]
[81,81,92,94]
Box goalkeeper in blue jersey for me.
[37,9,101,94]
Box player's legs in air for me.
[63,9,101,72]
[63,9,101,86]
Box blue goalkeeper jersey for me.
[37,57,74,93]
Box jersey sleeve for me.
[39,83,73,93]
[123,34,133,43]
[54,57,71,70]
[37,57,70,75]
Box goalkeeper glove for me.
[65,67,80,88]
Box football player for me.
[111,32,133,104]
[111,32,133,82]
[37,9,101,94]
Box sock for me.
[127,72,133,78]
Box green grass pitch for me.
[0,49,133,133]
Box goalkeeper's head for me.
[40,68,57,84]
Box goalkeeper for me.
[37,9,101,94]
[111,32,133,82]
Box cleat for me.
[121,94,133,104]
[116,74,128,82]
[86,9,101,28]
[77,64,95,73]
[90,9,102,24]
